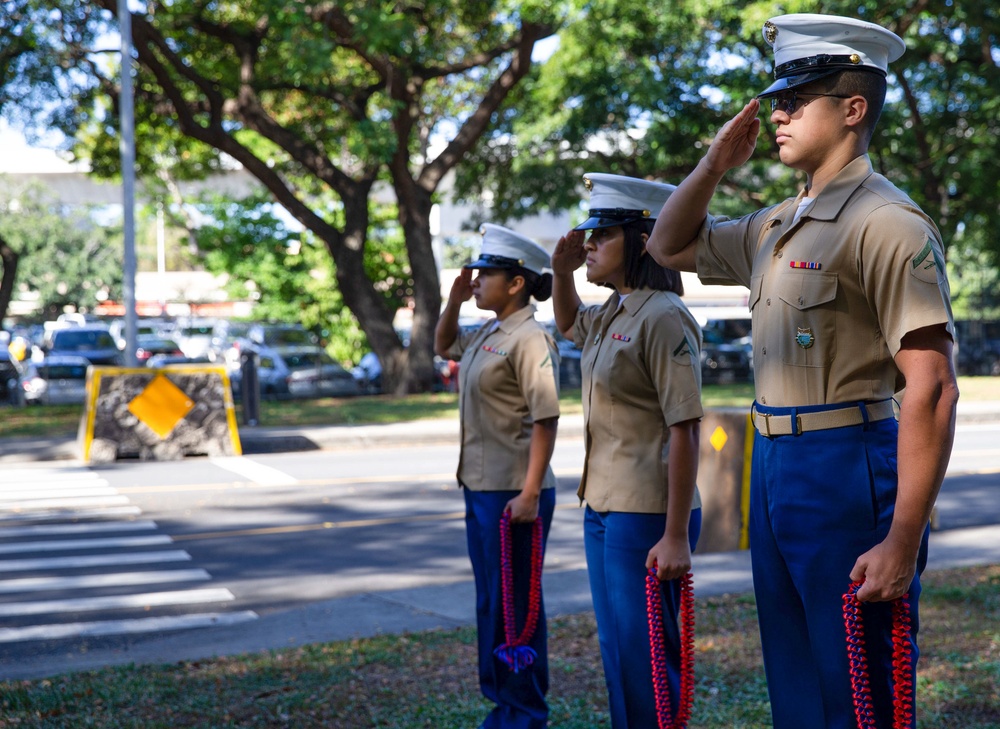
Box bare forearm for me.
[434,297,462,356]
[647,157,725,268]
[523,418,559,497]
[648,99,761,268]
[551,272,582,338]
[892,378,958,551]
[664,421,700,540]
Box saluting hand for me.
[449,267,474,303]
[703,99,761,177]
[551,230,587,275]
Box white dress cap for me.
[466,223,551,276]
[575,173,677,231]
[759,13,906,97]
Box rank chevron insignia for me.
[912,240,940,270]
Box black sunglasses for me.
[769,90,853,115]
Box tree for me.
[193,190,413,365]
[455,0,1000,280]
[1,0,560,393]
[0,180,123,321]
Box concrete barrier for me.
[696,408,754,553]
[78,365,242,463]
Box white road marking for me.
[0,486,120,502]
[0,550,192,573]
[0,588,237,617]
[0,495,130,511]
[0,535,173,555]
[0,569,211,593]
[210,456,299,486]
[0,506,142,523]
[0,611,259,644]
[0,520,158,538]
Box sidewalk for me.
[4,399,998,462]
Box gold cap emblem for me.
[763,21,778,45]
[583,176,593,191]
[850,53,862,64]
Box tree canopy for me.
[455,0,1000,316]
[0,0,561,392]
[0,180,123,321]
[1,0,997,364]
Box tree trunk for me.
[0,235,18,327]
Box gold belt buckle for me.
[763,412,772,436]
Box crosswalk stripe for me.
[0,520,157,538]
[0,535,173,555]
[0,471,107,491]
[0,611,259,644]
[0,588,237,617]
[0,487,119,502]
[0,469,98,487]
[0,550,192,573]
[0,506,142,524]
[0,495,130,511]
[0,569,212,593]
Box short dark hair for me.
[813,70,887,143]
[622,219,684,294]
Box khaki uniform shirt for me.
[447,305,561,492]
[696,156,954,407]
[573,289,704,513]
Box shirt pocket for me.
[777,271,838,367]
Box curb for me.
[0,403,996,463]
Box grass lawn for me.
[1,375,994,439]
[1,565,997,728]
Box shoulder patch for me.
[672,335,696,364]
[909,236,945,284]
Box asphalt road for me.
[1,421,998,678]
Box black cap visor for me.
[574,209,652,231]
[758,68,842,98]
[464,253,522,270]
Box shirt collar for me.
[496,304,537,333]
[618,288,657,315]
[764,155,874,228]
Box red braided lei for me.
[842,581,915,729]
[494,510,544,673]
[646,566,695,729]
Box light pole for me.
[117,0,138,367]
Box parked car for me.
[44,326,124,366]
[283,348,361,399]
[20,355,90,405]
[349,351,460,394]
[209,319,254,365]
[145,354,213,368]
[248,322,317,348]
[0,349,22,405]
[231,345,360,400]
[109,317,176,349]
[173,319,218,360]
[135,335,185,364]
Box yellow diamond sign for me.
[710,425,728,452]
[128,374,194,439]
